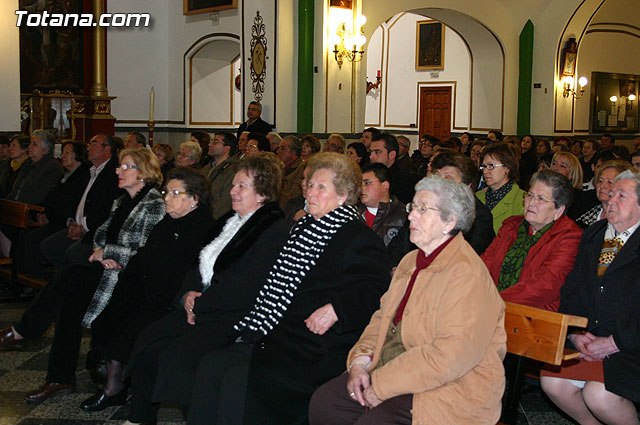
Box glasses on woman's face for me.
[479,163,505,171]
[162,189,189,198]
[117,163,139,171]
[525,191,552,204]
[406,202,439,215]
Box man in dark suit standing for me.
[236,101,273,139]
[40,133,122,268]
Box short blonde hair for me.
[119,147,163,185]
[306,152,361,205]
[552,151,582,189]
[180,141,202,163]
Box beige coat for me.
[348,233,506,425]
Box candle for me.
[377,70,381,78]
[149,87,155,122]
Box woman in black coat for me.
[541,170,640,425]
[17,141,90,277]
[123,156,290,425]
[79,167,215,411]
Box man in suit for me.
[40,133,122,268]
[236,101,273,139]
[277,135,305,209]
[202,132,238,219]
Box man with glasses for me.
[202,132,239,219]
[236,101,273,140]
[358,163,407,246]
[40,134,122,269]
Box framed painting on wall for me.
[590,72,639,133]
[416,20,444,70]
[183,0,238,15]
[329,0,352,8]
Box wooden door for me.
[419,87,452,141]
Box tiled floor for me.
[0,297,579,425]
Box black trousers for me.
[13,263,102,384]
[40,227,92,269]
[308,373,413,425]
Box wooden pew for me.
[498,302,588,425]
[0,199,46,288]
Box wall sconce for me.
[333,14,367,67]
[626,94,636,111]
[562,75,588,99]
[366,70,381,94]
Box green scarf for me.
[497,220,554,292]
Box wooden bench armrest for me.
[562,348,581,361]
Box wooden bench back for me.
[504,302,588,366]
[0,199,44,229]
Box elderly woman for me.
[78,167,214,411]
[234,152,391,425]
[476,142,525,233]
[245,132,270,155]
[152,143,175,184]
[309,175,506,425]
[176,141,202,168]
[576,160,633,229]
[121,156,290,425]
[300,134,321,162]
[481,169,582,311]
[541,170,640,425]
[0,148,165,403]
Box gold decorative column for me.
[90,0,107,96]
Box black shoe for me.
[80,388,128,412]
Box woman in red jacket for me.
[481,169,582,311]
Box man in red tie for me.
[358,163,408,246]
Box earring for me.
[339,201,344,206]
[139,178,145,183]
[191,204,196,209]
[442,230,448,235]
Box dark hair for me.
[348,142,368,160]
[61,141,89,164]
[282,135,302,156]
[480,142,519,183]
[529,169,574,209]
[570,139,583,148]
[522,134,536,145]
[363,127,381,138]
[301,135,321,154]
[128,131,146,146]
[166,166,211,206]
[371,133,399,156]
[95,133,122,158]
[0,134,9,146]
[488,130,503,141]
[602,133,615,143]
[583,138,600,152]
[249,101,262,112]
[536,138,551,153]
[190,131,210,145]
[11,135,30,150]
[248,132,270,152]
[361,162,391,183]
[555,136,572,146]
[611,145,632,163]
[236,155,282,203]
[431,151,479,188]
[556,144,570,152]
[215,132,238,156]
[448,137,462,150]
[461,132,475,143]
[537,152,554,169]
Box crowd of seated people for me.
[1,125,639,425]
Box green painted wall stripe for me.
[297,0,314,132]
[517,20,534,135]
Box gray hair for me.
[267,132,282,143]
[180,141,202,163]
[32,129,55,152]
[615,169,640,205]
[415,175,475,234]
[328,133,346,150]
[530,169,573,209]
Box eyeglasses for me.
[117,164,139,171]
[525,192,553,204]
[406,202,439,215]
[162,189,189,197]
[247,143,258,149]
[362,179,380,186]
[479,163,505,171]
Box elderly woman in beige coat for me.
[309,175,506,425]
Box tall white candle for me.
[149,87,155,122]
